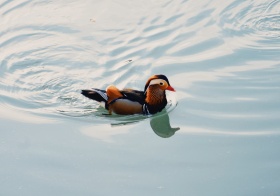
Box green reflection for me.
[150,112,180,138]
[110,111,180,138]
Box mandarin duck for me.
[81,74,175,115]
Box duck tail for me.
[81,88,108,102]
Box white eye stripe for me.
[149,79,166,86]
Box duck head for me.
[143,74,175,114]
[144,74,175,93]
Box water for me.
[0,0,280,195]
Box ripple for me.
[220,0,280,48]
[0,3,104,121]
[1,0,32,16]
[255,15,280,38]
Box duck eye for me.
[159,82,164,86]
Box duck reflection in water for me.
[110,110,180,138]
[149,111,180,138]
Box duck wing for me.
[121,88,145,105]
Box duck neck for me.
[144,86,167,114]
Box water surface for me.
[0,0,280,195]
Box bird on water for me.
[81,74,175,115]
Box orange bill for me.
[166,85,175,92]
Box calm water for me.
[1,0,280,195]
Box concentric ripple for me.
[255,14,280,38]
[220,0,280,48]
[0,3,98,120]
